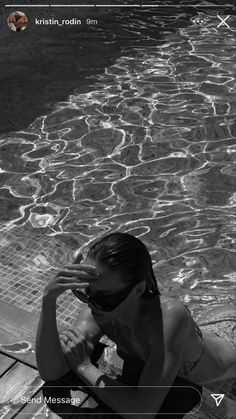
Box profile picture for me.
[7,11,28,32]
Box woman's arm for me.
[35,260,101,382]
[35,294,71,382]
[35,295,104,382]
[73,301,189,419]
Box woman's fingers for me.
[63,264,98,274]
[59,282,90,290]
[66,327,85,339]
[60,337,67,345]
[60,339,68,350]
[57,269,98,279]
[57,275,88,283]
[73,253,83,264]
[60,330,82,343]
[59,328,88,348]
[60,340,71,357]
[56,277,89,286]
[61,327,84,338]
[55,275,90,287]
[67,340,74,350]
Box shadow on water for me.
[0,0,213,134]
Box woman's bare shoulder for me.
[147,295,189,319]
[149,297,190,337]
[148,297,190,352]
[160,296,189,315]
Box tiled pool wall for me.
[0,226,85,327]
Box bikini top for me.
[99,297,205,379]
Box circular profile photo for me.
[7,11,28,32]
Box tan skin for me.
[38,255,236,417]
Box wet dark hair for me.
[87,232,161,298]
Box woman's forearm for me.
[35,294,70,381]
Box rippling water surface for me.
[0,2,235,323]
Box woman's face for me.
[15,15,28,29]
[83,257,135,311]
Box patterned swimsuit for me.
[177,304,205,378]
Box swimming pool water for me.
[0,2,235,327]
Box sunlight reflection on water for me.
[0,5,235,324]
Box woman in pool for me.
[36,232,236,418]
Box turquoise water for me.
[0,4,235,326]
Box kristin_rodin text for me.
[34,17,98,26]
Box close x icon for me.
[217,15,231,28]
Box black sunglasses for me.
[72,283,135,312]
[72,288,104,309]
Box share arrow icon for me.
[211,394,225,406]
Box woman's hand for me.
[59,328,94,374]
[43,253,98,300]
